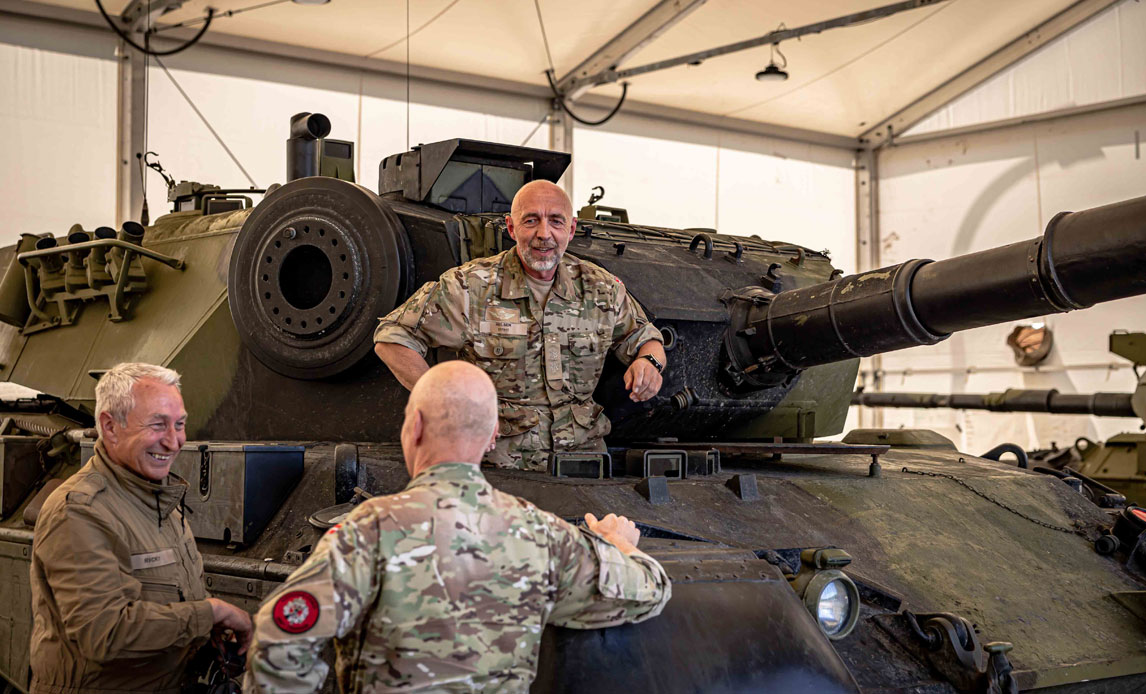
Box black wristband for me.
[639,353,664,373]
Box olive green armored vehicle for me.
[852,331,1146,504]
[3,112,1146,693]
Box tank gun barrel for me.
[725,195,1146,386]
[851,389,1137,418]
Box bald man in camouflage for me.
[374,180,667,472]
[244,361,671,693]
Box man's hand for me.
[623,358,663,403]
[585,512,641,554]
[207,598,252,655]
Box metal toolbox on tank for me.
[80,440,304,544]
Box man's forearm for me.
[374,343,430,390]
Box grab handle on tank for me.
[689,233,713,259]
[18,239,184,271]
[980,443,1028,469]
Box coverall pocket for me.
[139,580,182,605]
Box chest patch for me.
[130,549,176,571]
[479,320,529,336]
[485,306,520,322]
[272,590,320,634]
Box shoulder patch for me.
[272,591,320,634]
[575,257,619,287]
[64,473,108,507]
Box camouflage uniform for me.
[244,463,671,693]
[374,250,661,471]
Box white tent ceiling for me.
[31,0,1088,140]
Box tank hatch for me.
[378,139,571,214]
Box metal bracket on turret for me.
[16,239,185,334]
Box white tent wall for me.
[906,0,1146,137]
[141,41,554,221]
[2,11,857,256]
[572,115,857,273]
[0,14,118,238]
[861,101,1146,453]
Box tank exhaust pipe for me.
[87,227,116,288]
[33,237,62,273]
[725,195,1146,387]
[286,112,332,182]
[119,221,145,244]
[64,227,92,292]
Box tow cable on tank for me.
[901,467,1085,536]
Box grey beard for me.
[522,247,560,272]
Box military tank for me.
[2,112,1146,693]
[851,332,1146,506]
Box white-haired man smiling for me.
[28,362,251,694]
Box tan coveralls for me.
[29,443,214,694]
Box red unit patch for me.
[272,591,320,634]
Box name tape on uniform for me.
[479,320,529,337]
[130,549,177,571]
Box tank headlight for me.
[816,578,852,635]
[802,569,860,640]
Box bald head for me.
[511,180,572,219]
[402,361,499,473]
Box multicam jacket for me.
[374,249,662,471]
[29,443,214,694]
[244,463,671,693]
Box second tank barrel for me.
[739,195,1146,375]
[851,389,1137,418]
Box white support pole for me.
[855,148,883,427]
[549,103,574,199]
[115,40,146,226]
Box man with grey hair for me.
[245,361,670,692]
[29,362,252,694]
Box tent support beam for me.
[860,0,1120,149]
[889,93,1146,148]
[556,0,707,101]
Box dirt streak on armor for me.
[374,249,661,471]
[244,463,671,693]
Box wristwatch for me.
[640,354,664,373]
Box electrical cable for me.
[140,0,152,223]
[154,57,258,187]
[406,0,410,150]
[153,0,288,33]
[363,0,460,58]
[532,0,555,75]
[545,70,628,127]
[533,0,627,127]
[94,0,214,57]
[519,111,550,146]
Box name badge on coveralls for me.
[131,549,176,570]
